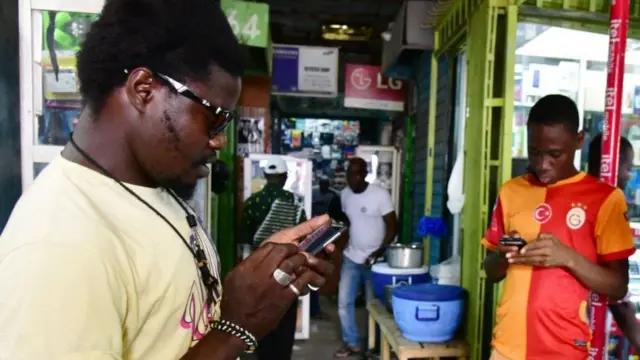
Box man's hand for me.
[364,249,384,268]
[220,217,334,340]
[484,232,521,283]
[507,233,576,268]
[260,215,336,255]
[497,232,522,259]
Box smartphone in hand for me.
[298,220,348,255]
[499,236,527,251]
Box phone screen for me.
[499,237,526,250]
[298,222,347,255]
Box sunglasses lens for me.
[212,112,234,134]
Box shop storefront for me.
[514,24,640,219]
[424,0,640,358]
[512,22,640,358]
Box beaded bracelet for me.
[211,319,258,354]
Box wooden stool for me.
[367,298,468,360]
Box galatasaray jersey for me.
[482,172,635,360]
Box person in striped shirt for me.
[241,157,307,360]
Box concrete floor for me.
[243,295,371,360]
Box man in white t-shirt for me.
[334,158,397,358]
[0,1,334,359]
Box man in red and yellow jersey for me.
[482,94,635,360]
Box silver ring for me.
[289,283,301,296]
[308,285,320,292]
[273,268,293,286]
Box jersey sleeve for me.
[481,194,507,251]
[0,243,125,359]
[595,189,636,262]
[378,189,395,216]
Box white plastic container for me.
[430,255,461,286]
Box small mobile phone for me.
[298,221,348,255]
[499,236,527,250]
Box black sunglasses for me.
[124,69,236,135]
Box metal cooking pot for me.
[386,243,424,269]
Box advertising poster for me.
[272,45,339,98]
[237,117,265,156]
[344,64,405,111]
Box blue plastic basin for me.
[392,283,464,343]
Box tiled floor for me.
[243,295,371,360]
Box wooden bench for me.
[367,298,468,360]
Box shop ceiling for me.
[268,0,404,64]
[268,0,407,119]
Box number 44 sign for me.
[220,0,270,49]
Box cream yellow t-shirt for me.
[0,156,222,360]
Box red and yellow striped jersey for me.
[482,172,635,360]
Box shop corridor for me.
[243,296,369,360]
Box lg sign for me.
[350,67,403,91]
[344,64,405,111]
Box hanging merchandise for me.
[355,146,401,213]
[42,53,81,101]
[237,117,265,156]
[43,11,97,86]
[43,11,97,53]
[290,130,302,148]
[446,149,465,216]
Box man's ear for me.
[576,130,585,150]
[124,67,157,114]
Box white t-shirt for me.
[341,184,394,264]
[0,156,221,360]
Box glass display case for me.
[19,0,103,186]
[19,0,214,229]
[242,154,313,340]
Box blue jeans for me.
[338,255,372,348]
[310,290,321,317]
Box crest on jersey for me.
[533,203,552,224]
[566,203,587,230]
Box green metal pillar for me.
[423,47,440,264]
[459,1,517,358]
[215,123,236,278]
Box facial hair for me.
[161,177,198,201]
[158,110,202,201]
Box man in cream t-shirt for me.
[0,0,336,358]
[0,156,219,359]
[334,158,397,358]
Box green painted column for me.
[215,123,236,278]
